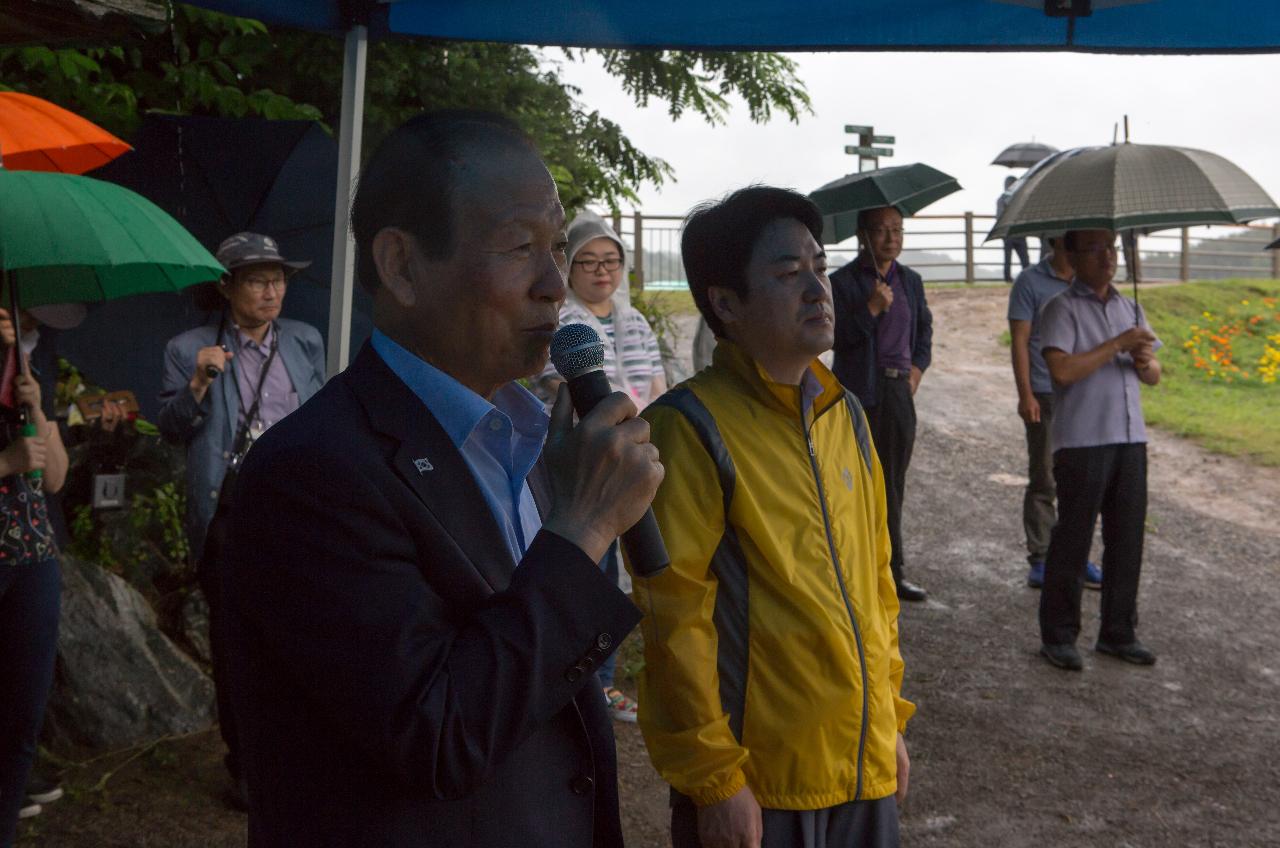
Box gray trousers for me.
[672,794,900,848]
[1022,392,1057,565]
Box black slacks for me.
[1039,443,1148,646]
[1021,392,1057,565]
[866,375,916,585]
[672,793,899,848]
[1004,237,1030,282]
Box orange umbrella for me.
[0,91,131,174]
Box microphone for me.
[550,323,669,579]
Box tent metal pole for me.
[326,23,367,378]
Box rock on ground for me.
[44,556,215,751]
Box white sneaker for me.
[27,776,64,805]
[18,801,42,820]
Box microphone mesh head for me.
[550,323,605,380]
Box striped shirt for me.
[541,296,664,405]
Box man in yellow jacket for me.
[634,187,914,848]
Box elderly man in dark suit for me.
[829,206,933,603]
[223,110,662,847]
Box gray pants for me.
[672,793,899,848]
[1023,392,1057,565]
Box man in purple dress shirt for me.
[830,207,934,603]
[1037,228,1162,672]
[158,232,326,807]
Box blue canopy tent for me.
[186,0,1280,374]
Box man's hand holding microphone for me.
[541,385,664,565]
[540,324,668,573]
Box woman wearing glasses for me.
[538,211,666,723]
[541,212,667,410]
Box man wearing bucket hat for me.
[157,231,325,808]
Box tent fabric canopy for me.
[193,0,1280,53]
[180,0,1280,373]
[386,0,1280,53]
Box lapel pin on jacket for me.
[414,457,434,474]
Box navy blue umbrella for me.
[60,115,373,420]
[93,114,336,290]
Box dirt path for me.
[617,287,1280,847]
[880,287,1280,846]
[22,287,1280,846]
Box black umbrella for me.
[992,142,1058,169]
[94,114,337,289]
[63,114,373,420]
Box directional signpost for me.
[845,124,895,171]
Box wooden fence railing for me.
[605,210,1280,290]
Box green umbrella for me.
[809,163,962,245]
[986,143,1280,240]
[0,168,224,308]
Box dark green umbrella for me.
[809,163,962,245]
[0,168,224,308]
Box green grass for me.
[1138,279,1280,465]
[636,288,698,316]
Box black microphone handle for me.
[205,365,220,379]
[565,369,670,579]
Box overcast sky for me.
[556,50,1279,227]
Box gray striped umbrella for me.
[991,142,1058,168]
[987,143,1279,240]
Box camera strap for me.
[228,324,279,469]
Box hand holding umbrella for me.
[0,307,46,482]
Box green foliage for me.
[68,481,190,589]
[0,7,320,137]
[589,50,811,126]
[630,288,682,365]
[613,631,646,682]
[58,358,193,593]
[1138,279,1280,465]
[0,5,809,210]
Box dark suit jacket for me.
[829,257,933,409]
[224,342,643,847]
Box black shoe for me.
[1095,639,1156,666]
[1040,642,1083,671]
[896,580,927,602]
[26,775,64,805]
